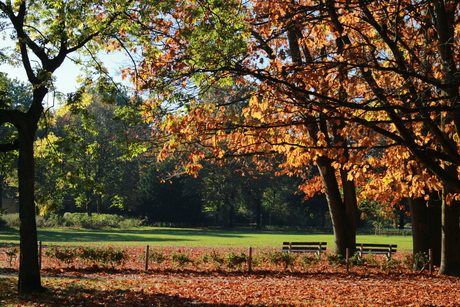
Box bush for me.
[36,214,65,228]
[348,252,364,266]
[362,253,380,267]
[381,258,402,271]
[62,213,125,228]
[46,245,129,268]
[77,246,129,267]
[100,247,129,267]
[403,252,430,271]
[2,212,145,229]
[2,213,20,227]
[140,250,167,264]
[200,250,225,268]
[326,253,346,267]
[45,246,77,265]
[268,251,298,270]
[62,213,144,229]
[226,251,247,269]
[170,252,194,267]
[300,254,320,267]
[4,246,19,267]
[209,251,225,265]
[118,218,146,229]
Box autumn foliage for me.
[119,0,460,275]
[129,0,460,206]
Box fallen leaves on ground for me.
[0,246,459,306]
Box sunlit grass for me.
[0,227,413,251]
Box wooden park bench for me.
[356,243,397,260]
[281,242,327,255]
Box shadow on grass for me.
[43,229,195,243]
[0,227,19,239]
[1,227,254,243]
[0,276,265,307]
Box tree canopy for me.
[125,0,460,276]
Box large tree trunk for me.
[317,156,357,256]
[16,85,46,293]
[409,196,442,268]
[439,187,460,276]
[17,120,43,294]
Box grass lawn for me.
[0,227,413,251]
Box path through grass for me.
[0,227,413,251]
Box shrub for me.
[101,247,129,267]
[403,252,430,271]
[362,253,380,267]
[63,213,95,228]
[61,213,144,229]
[209,251,225,266]
[2,212,145,229]
[268,251,298,270]
[77,246,129,267]
[381,258,402,271]
[300,253,320,267]
[250,254,263,268]
[170,252,194,267]
[326,253,346,267]
[226,251,247,269]
[2,213,20,227]
[36,214,66,228]
[46,245,129,268]
[45,246,77,265]
[348,252,364,266]
[118,218,145,229]
[141,250,167,264]
[4,246,19,267]
[77,246,99,263]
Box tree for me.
[129,0,460,276]
[0,0,137,293]
[53,88,143,215]
[128,0,361,255]
[0,74,31,211]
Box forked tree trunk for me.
[317,156,357,256]
[409,196,442,268]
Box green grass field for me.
[0,227,413,251]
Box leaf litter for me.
[0,246,459,306]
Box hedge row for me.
[0,213,145,229]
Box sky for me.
[0,59,81,94]
[0,39,130,105]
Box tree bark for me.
[439,187,460,276]
[17,116,43,294]
[409,196,442,268]
[317,156,357,256]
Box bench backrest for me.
[356,243,397,254]
[282,242,327,252]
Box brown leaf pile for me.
[1,246,459,306]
